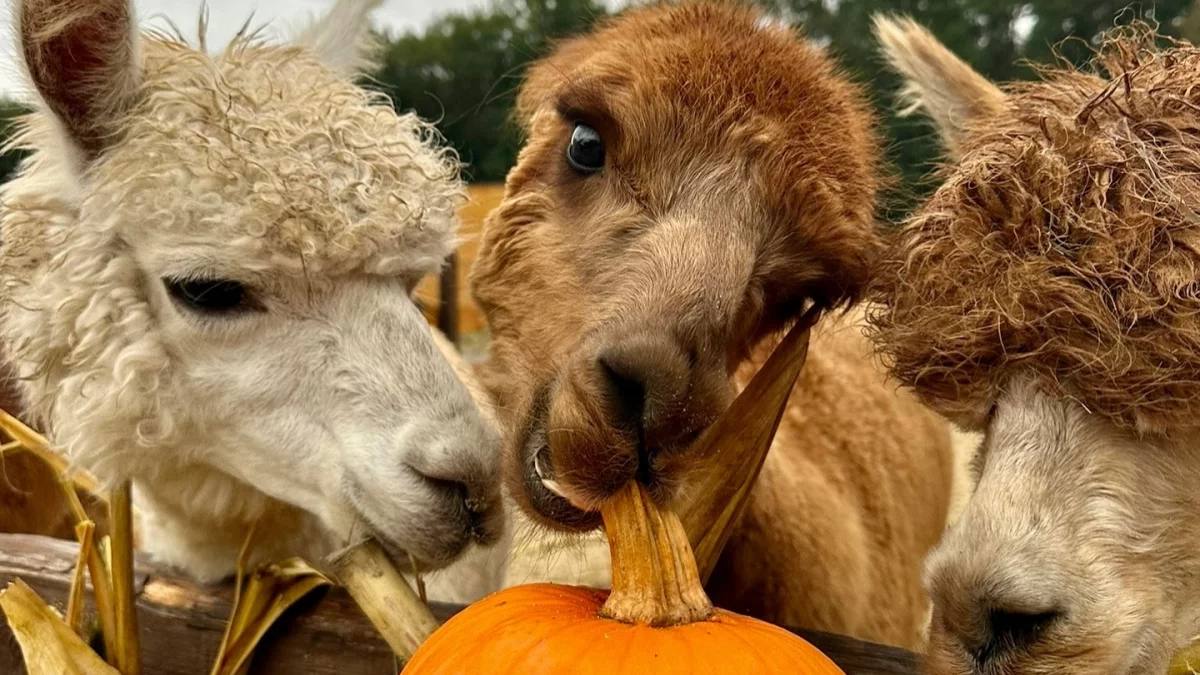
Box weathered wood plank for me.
[0,533,918,674]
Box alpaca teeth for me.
[534,450,570,500]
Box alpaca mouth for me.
[342,479,478,571]
[519,405,600,531]
[533,445,570,499]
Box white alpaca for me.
[0,0,508,603]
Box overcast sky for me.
[0,0,490,97]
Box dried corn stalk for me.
[0,408,144,670]
[0,409,101,497]
[109,482,140,674]
[65,520,97,635]
[0,580,119,675]
[326,539,439,663]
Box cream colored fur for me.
[1,0,508,602]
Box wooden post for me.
[437,252,459,347]
[0,533,918,675]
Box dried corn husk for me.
[0,579,119,675]
[209,559,332,675]
[209,527,332,675]
[1171,641,1200,675]
[677,309,817,582]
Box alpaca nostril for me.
[592,334,716,487]
[595,352,654,483]
[974,607,1063,664]
[596,352,648,435]
[420,474,468,505]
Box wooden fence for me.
[415,183,502,347]
[0,533,920,674]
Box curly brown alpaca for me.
[471,1,957,648]
[872,16,1200,674]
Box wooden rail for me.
[437,251,459,346]
[0,533,920,674]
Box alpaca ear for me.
[871,14,1006,159]
[290,0,385,77]
[18,0,141,162]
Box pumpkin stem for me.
[599,481,714,627]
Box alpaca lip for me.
[342,480,457,571]
[534,445,571,500]
[520,412,600,531]
[516,384,601,529]
[522,443,599,531]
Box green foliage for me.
[372,0,608,182]
[0,100,31,184]
[370,0,1197,211]
[760,0,1196,214]
[0,0,1196,202]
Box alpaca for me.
[469,1,958,648]
[870,17,1200,674]
[0,0,508,602]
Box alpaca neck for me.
[132,463,331,583]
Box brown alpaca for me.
[471,1,956,648]
[871,17,1200,674]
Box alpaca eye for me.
[165,278,254,314]
[566,123,605,173]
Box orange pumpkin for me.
[404,482,845,674]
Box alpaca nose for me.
[415,472,499,543]
[971,606,1063,664]
[400,421,505,547]
[594,333,725,467]
[925,537,1071,668]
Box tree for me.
[761,0,1196,215]
[372,0,608,182]
[0,101,31,184]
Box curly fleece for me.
[0,33,464,480]
[869,27,1200,434]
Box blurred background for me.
[0,0,1194,349]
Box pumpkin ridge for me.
[716,615,774,672]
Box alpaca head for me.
[923,377,1200,675]
[471,1,881,530]
[1,0,503,571]
[871,17,1200,673]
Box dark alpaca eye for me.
[566,123,605,173]
[165,278,254,314]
